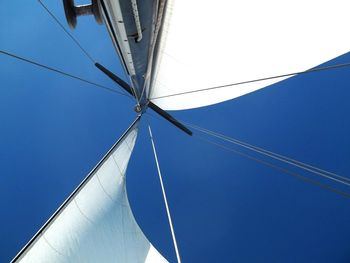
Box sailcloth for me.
[12,117,167,263]
[149,0,350,110]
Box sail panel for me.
[150,0,350,110]
[14,119,167,263]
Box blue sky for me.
[1,1,350,262]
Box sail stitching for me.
[74,199,96,225]
[95,173,127,207]
[112,154,124,175]
[42,234,65,257]
[10,117,141,262]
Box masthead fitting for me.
[134,104,142,113]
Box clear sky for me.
[1,1,350,262]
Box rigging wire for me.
[148,125,182,263]
[37,0,95,64]
[145,112,350,198]
[0,50,131,97]
[150,61,350,100]
[197,136,350,199]
[37,0,136,102]
[183,121,350,187]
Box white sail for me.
[149,0,350,110]
[12,118,167,263]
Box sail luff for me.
[11,116,140,262]
[12,115,167,263]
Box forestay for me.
[12,118,167,263]
[150,0,350,110]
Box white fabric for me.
[150,0,350,110]
[16,124,167,263]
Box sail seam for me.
[111,154,124,176]
[96,173,127,207]
[74,199,96,225]
[10,117,140,263]
[42,234,65,257]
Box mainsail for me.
[150,0,350,110]
[12,117,167,263]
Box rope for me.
[37,0,95,63]
[150,61,350,100]
[148,125,182,263]
[0,50,129,97]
